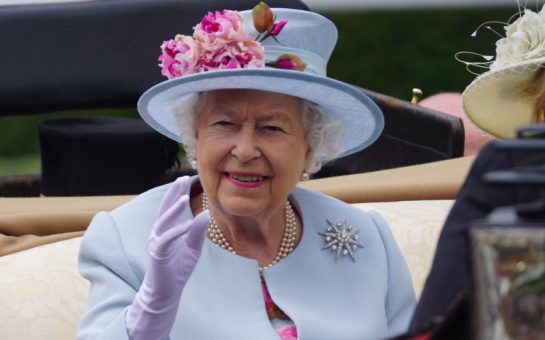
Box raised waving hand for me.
[125,176,210,340]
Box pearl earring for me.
[301,172,310,181]
[190,158,197,169]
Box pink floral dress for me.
[262,279,298,339]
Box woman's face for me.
[195,89,313,219]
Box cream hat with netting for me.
[462,4,545,138]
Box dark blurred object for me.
[0,0,309,117]
[388,291,469,340]
[0,0,308,197]
[469,151,545,340]
[38,117,180,196]
[315,88,465,178]
[470,226,545,340]
[0,174,41,197]
[409,123,545,337]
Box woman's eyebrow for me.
[207,105,235,117]
[208,105,294,122]
[259,110,294,121]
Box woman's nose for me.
[231,129,261,162]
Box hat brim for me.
[462,58,545,138]
[138,68,384,157]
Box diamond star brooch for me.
[318,219,364,261]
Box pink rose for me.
[197,40,264,72]
[276,59,297,69]
[270,19,287,36]
[273,54,307,71]
[194,10,249,45]
[278,326,298,340]
[158,35,201,79]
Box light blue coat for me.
[77,180,415,339]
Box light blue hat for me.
[138,7,383,157]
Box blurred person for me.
[419,92,495,156]
[420,2,545,157]
[411,2,545,333]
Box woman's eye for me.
[212,121,234,127]
[263,125,285,133]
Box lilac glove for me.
[125,176,210,340]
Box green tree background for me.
[0,6,515,176]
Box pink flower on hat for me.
[159,35,201,79]
[194,10,249,45]
[253,2,288,41]
[273,54,307,71]
[158,2,303,79]
[270,19,287,36]
[278,325,298,340]
[198,40,264,71]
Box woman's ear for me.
[303,145,314,172]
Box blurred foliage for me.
[0,6,516,176]
[324,7,514,100]
[0,155,41,175]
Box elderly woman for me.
[77,4,415,339]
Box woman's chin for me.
[218,199,269,218]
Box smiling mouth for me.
[229,174,266,182]
[225,170,272,182]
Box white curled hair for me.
[171,93,344,174]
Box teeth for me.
[231,175,263,182]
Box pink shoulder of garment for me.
[419,92,495,155]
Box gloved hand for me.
[125,176,210,340]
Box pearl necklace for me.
[202,194,297,274]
